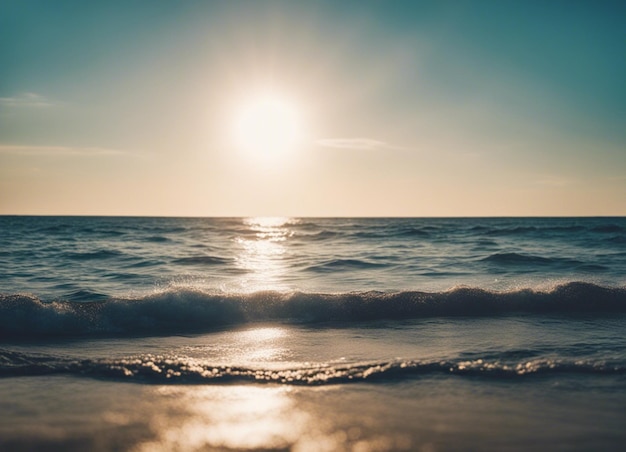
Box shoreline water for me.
[2,349,626,451]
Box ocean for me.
[1,216,625,451]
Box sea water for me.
[1,217,625,451]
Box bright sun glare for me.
[231,92,303,163]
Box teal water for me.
[2,216,625,298]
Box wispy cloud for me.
[0,92,53,108]
[0,144,124,156]
[316,138,404,151]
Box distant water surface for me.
[2,216,625,297]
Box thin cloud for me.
[0,144,124,156]
[0,92,53,108]
[316,138,404,151]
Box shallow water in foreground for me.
[1,316,626,451]
[1,217,625,450]
[2,318,626,451]
[3,374,625,452]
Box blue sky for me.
[1,0,625,216]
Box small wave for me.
[485,226,538,236]
[66,250,123,261]
[396,227,431,237]
[480,252,581,266]
[475,239,498,246]
[306,230,338,241]
[481,225,589,236]
[351,227,430,240]
[0,351,623,384]
[605,236,626,245]
[34,224,68,234]
[0,283,624,340]
[305,258,388,273]
[288,220,322,231]
[143,235,171,243]
[137,225,188,234]
[481,252,551,264]
[591,224,624,233]
[418,271,470,277]
[172,256,231,266]
[350,231,388,239]
[91,228,126,237]
[62,289,110,303]
[542,225,586,233]
[123,259,163,269]
[575,264,610,273]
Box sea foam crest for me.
[1,282,624,339]
[0,350,623,384]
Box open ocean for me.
[1,216,625,451]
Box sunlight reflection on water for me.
[130,383,411,452]
[127,322,407,451]
[234,217,296,291]
[132,386,306,451]
[234,326,289,362]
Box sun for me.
[231,91,304,164]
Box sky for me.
[1,0,625,216]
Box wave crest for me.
[1,350,623,384]
[1,282,624,339]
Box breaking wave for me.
[1,282,624,340]
[0,349,623,385]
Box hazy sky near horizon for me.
[1,0,625,216]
